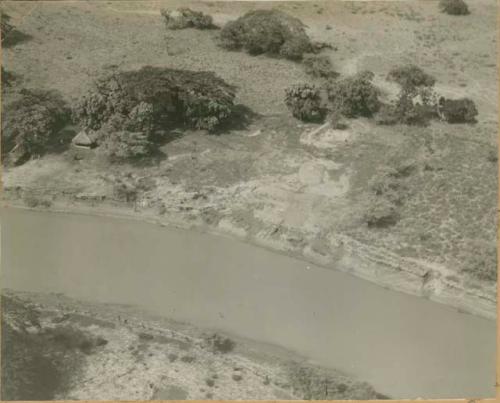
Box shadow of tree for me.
[3,29,33,48]
[211,104,262,134]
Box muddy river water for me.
[1,207,496,398]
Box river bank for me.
[2,289,385,400]
[1,206,496,398]
[2,188,496,320]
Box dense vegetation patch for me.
[160,8,216,30]
[1,89,71,165]
[218,9,313,60]
[74,66,236,161]
[439,0,470,15]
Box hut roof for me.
[72,131,95,146]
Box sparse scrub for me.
[303,54,338,79]
[203,333,236,354]
[439,0,470,15]
[180,355,196,363]
[326,71,381,118]
[112,175,155,203]
[437,97,478,123]
[287,362,381,399]
[218,9,313,60]
[285,84,326,122]
[1,89,71,165]
[459,240,496,282]
[48,326,107,355]
[160,8,216,30]
[22,189,53,208]
[363,196,399,228]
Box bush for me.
[101,129,155,162]
[363,196,399,228]
[387,65,436,90]
[285,84,326,122]
[74,66,236,134]
[287,362,381,400]
[2,88,71,164]
[437,97,478,123]
[218,9,313,60]
[326,71,380,118]
[379,67,439,126]
[303,54,338,79]
[160,8,216,30]
[203,333,236,354]
[439,0,470,15]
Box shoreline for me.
[2,289,385,400]
[2,195,496,320]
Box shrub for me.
[74,66,236,134]
[287,362,381,400]
[439,0,470,15]
[285,84,326,122]
[1,88,71,164]
[437,97,478,123]
[101,129,155,162]
[160,8,216,30]
[378,67,439,126]
[326,71,380,118]
[203,333,236,354]
[218,9,313,60]
[303,54,338,79]
[363,196,399,228]
[387,65,436,90]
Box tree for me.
[2,89,71,164]
[218,10,313,60]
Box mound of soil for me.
[218,9,313,60]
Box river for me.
[0,207,496,398]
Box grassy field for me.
[1,0,497,316]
